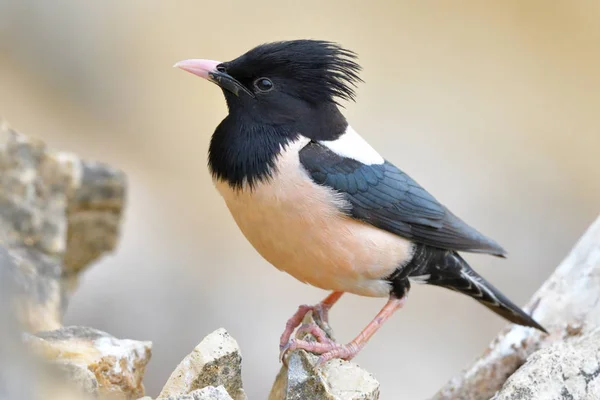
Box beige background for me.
[1,1,599,398]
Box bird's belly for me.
[212,140,413,297]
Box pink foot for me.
[281,296,407,367]
[278,292,343,353]
[296,323,336,345]
[280,336,363,367]
[279,304,314,352]
[279,323,336,363]
[316,342,363,365]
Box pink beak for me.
[173,59,222,79]
[174,58,254,98]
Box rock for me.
[269,313,380,400]
[434,216,600,400]
[190,386,235,400]
[163,386,234,400]
[270,351,380,400]
[0,247,42,400]
[0,119,148,399]
[492,329,600,400]
[158,328,246,400]
[0,118,125,332]
[47,360,99,396]
[0,248,94,400]
[25,326,152,399]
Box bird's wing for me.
[298,140,506,256]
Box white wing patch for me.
[408,274,431,284]
[319,126,384,165]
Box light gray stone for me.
[434,216,600,400]
[163,386,234,400]
[26,325,151,399]
[0,118,126,332]
[1,248,94,400]
[492,329,600,400]
[48,360,99,396]
[158,328,245,400]
[0,248,40,400]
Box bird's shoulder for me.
[297,127,506,257]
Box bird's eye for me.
[254,78,274,92]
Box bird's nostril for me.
[217,64,226,73]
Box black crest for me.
[224,40,363,105]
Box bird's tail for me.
[409,247,547,333]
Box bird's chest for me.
[212,139,411,297]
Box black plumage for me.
[388,244,546,332]
[221,40,362,104]
[299,141,507,256]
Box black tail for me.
[406,245,547,333]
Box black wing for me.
[299,142,506,256]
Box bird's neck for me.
[208,105,347,189]
[208,117,293,189]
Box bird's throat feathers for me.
[208,103,348,189]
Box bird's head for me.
[175,40,362,130]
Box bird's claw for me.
[312,304,335,339]
[279,342,291,366]
[296,323,336,345]
[314,342,362,367]
[279,304,314,352]
[280,338,361,369]
[279,323,337,366]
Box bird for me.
[174,39,546,366]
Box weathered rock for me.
[163,386,234,400]
[25,326,152,399]
[491,329,600,400]
[0,246,41,400]
[0,119,151,399]
[158,328,246,400]
[0,247,94,400]
[270,313,380,400]
[0,118,125,332]
[270,352,380,400]
[433,216,600,400]
[46,360,99,396]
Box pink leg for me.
[278,291,343,352]
[285,296,406,366]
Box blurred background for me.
[1,1,599,398]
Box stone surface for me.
[492,329,600,400]
[269,313,380,400]
[0,246,40,400]
[433,216,600,400]
[25,326,152,399]
[0,247,94,400]
[47,360,99,396]
[158,328,246,400]
[270,351,380,400]
[0,119,146,399]
[0,118,125,332]
[163,386,235,400]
